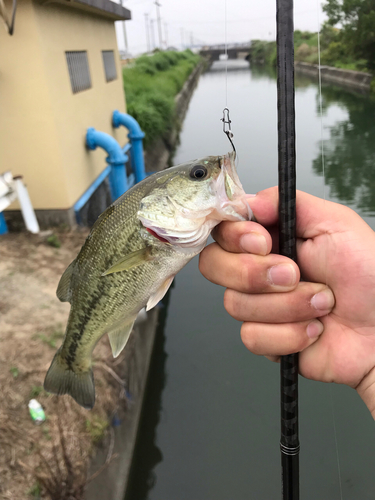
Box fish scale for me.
[44,152,250,409]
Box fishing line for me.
[316,5,343,499]
[220,0,236,155]
[330,385,344,500]
[316,7,328,289]
[224,0,228,107]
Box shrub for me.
[123,50,201,147]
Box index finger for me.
[212,220,273,255]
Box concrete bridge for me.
[200,42,251,61]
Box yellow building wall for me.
[0,0,127,210]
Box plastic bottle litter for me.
[28,399,46,424]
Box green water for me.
[126,61,375,500]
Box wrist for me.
[356,367,375,420]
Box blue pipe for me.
[0,212,8,235]
[73,165,112,223]
[86,127,128,200]
[112,110,146,183]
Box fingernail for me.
[246,194,257,198]
[307,320,324,339]
[268,264,296,287]
[311,289,335,312]
[240,233,267,255]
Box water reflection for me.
[209,59,250,72]
[250,63,277,80]
[312,86,375,214]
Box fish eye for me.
[190,165,208,180]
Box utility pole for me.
[119,0,128,54]
[164,22,168,48]
[150,19,155,51]
[154,1,162,49]
[144,13,150,52]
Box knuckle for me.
[198,245,214,277]
[239,255,255,292]
[198,252,206,275]
[294,328,311,352]
[223,289,243,320]
[223,289,235,315]
[240,323,261,354]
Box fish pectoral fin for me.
[107,318,136,358]
[56,259,76,303]
[102,248,153,277]
[146,276,174,311]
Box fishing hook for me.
[221,107,236,153]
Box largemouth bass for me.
[44,152,251,409]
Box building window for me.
[102,50,117,82]
[65,51,92,94]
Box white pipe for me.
[14,177,40,234]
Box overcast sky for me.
[114,0,327,56]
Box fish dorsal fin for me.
[56,259,76,303]
[107,318,136,358]
[102,247,152,277]
[146,276,174,311]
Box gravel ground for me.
[0,230,130,500]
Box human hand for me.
[199,187,375,418]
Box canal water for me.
[126,61,375,499]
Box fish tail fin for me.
[44,348,95,410]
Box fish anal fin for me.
[102,248,153,277]
[146,276,174,311]
[56,260,76,303]
[44,348,95,409]
[107,318,135,358]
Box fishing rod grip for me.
[276,0,300,498]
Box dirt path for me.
[0,231,128,500]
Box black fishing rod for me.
[276,0,299,499]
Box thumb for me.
[247,187,353,238]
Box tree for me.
[323,0,375,71]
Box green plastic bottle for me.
[28,399,46,424]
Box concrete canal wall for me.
[85,59,205,500]
[85,309,159,500]
[295,61,373,92]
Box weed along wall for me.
[123,50,204,172]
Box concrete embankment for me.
[295,61,373,92]
[144,59,206,172]
[85,309,159,500]
[85,60,204,500]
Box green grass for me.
[250,28,371,75]
[85,416,108,443]
[36,326,64,349]
[27,482,41,499]
[10,366,19,378]
[123,50,201,148]
[46,234,61,248]
[30,385,44,399]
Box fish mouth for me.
[222,151,243,198]
[215,152,252,221]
